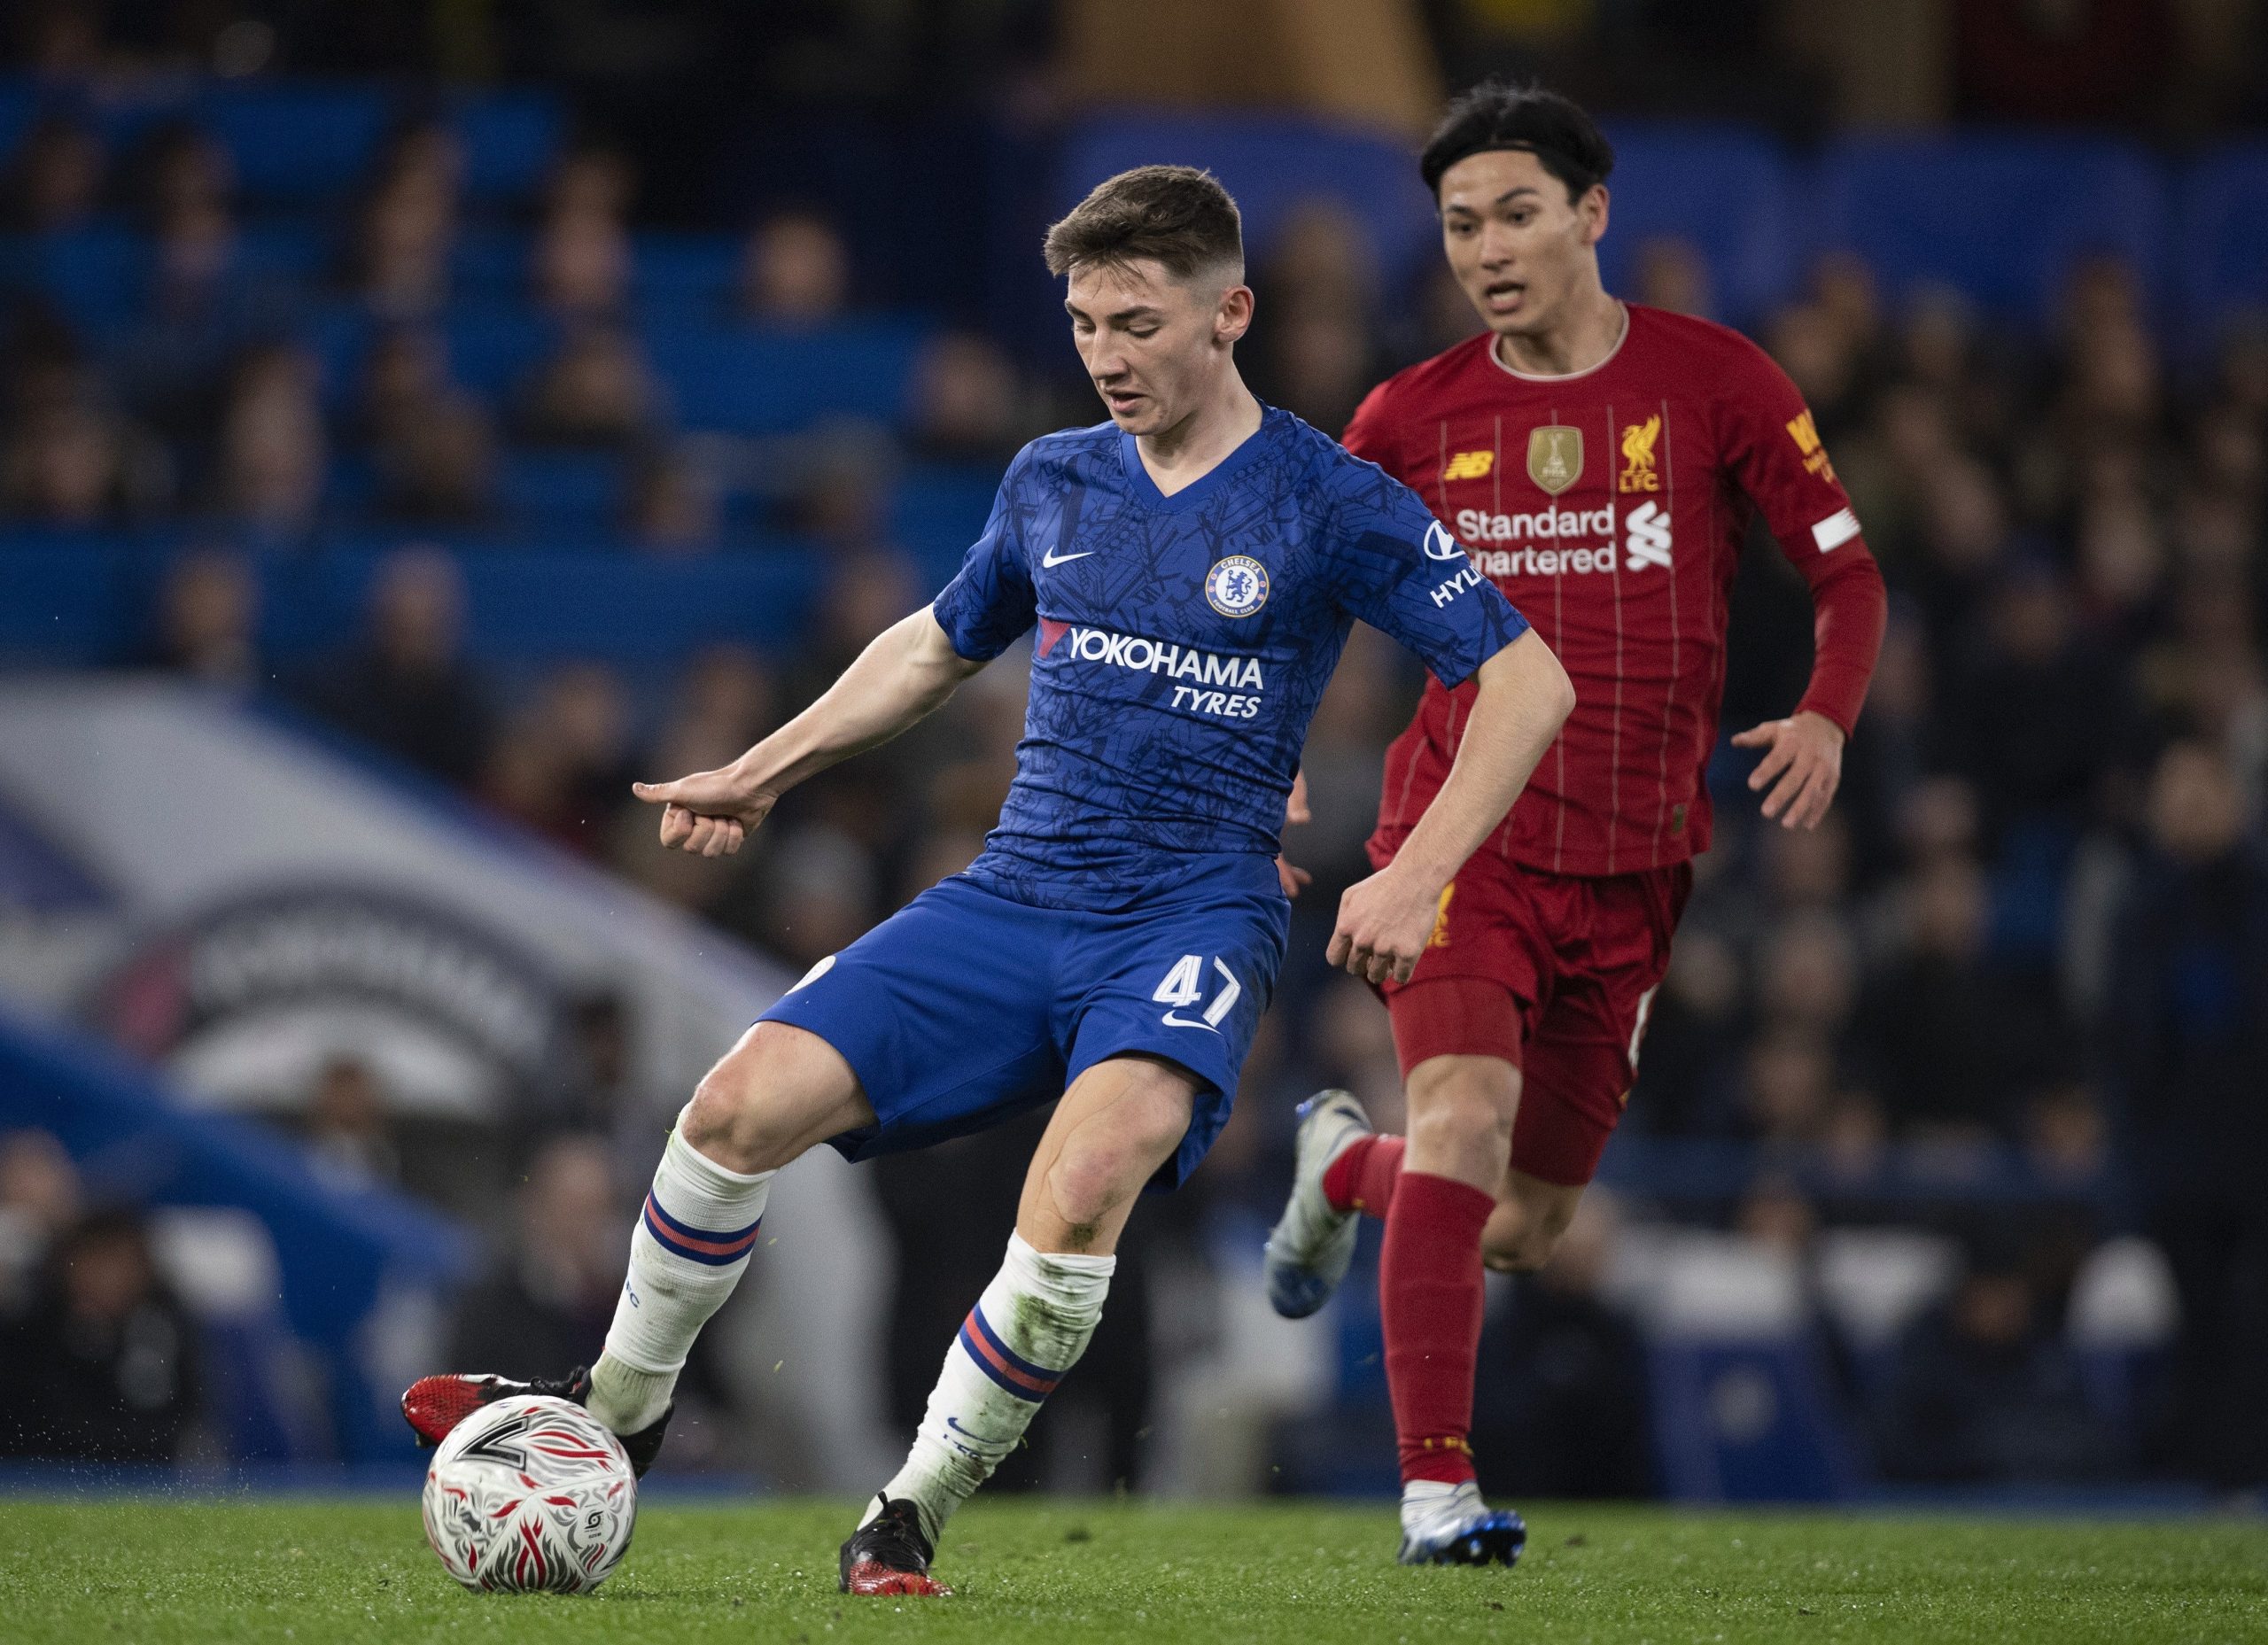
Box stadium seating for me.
[9,79,2264,687]
[2177,142,2268,351]
[1812,133,2168,322]
[0,533,827,671]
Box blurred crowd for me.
[4,38,2266,1497]
[0,108,1044,552]
[0,1130,198,1465]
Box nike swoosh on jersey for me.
[1161,1012,1219,1032]
[1040,545,1094,566]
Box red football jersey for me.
[1346,303,1887,878]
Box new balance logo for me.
[1624,501,1673,571]
[1442,449,1495,481]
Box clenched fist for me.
[1326,860,1443,986]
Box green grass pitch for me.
[3,1496,2264,1644]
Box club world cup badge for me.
[1526,424,1583,496]
[1205,555,1270,617]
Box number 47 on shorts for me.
[1153,953,1241,1032]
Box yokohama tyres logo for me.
[1060,626,1264,691]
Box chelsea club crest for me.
[1205,555,1270,617]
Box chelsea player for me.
[400,165,1575,1595]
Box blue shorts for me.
[757,853,1288,1190]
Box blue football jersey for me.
[932,406,1530,910]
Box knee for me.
[1480,1196,1573,1274]
[681,1025,806,1175]
[1407,1062,1519,1158]
[1044,1087,1188,1232]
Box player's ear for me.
[1216,282,1254,348]
[1578,183,1610,249]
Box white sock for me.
[588,1107,773,1434]
[1401,1478,1484,1539]
[873,1232,1115,1541]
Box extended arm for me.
[1328,628,1576,982]
[634,608,986,856]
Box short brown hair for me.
[1043,165,1244,282]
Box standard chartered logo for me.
[1448,501,1674,576]
[1623,501,1673,571]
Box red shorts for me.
[1372,844,1693,1188]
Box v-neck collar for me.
[1118,406,1277,514]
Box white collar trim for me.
[1487,302,1630,383]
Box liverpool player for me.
[1265,83,1886,1564]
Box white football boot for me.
[1397,1480,1527,1567]
[1262,1088,1373,1318]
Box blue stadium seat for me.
[1597,122,1800,326]
[0,79,36,159]
[298,304,377,410]
[191,81,563,208]
[1,222,323,343]
[450,90,564,203]
[498,450,625,528]
[450,224,530,301]
[0,226,144,334]
[646,319,930,435]
[892,462,1001,586]
[300,305,559,412]
[299,543,827,663]
[2177,144,2268,351]
[633,230,742,318]
[443,305,560,397]
[198,81,396,205]
[0,531,149,664]
[1814,134,2169,322]
[236,221,329,284]
[1059,113,1439,291]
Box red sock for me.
[1321,1133,1406,1218]
[1379,1169,1495,1486]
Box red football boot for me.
[400,1365,672,1478]
[838,1494,952,1595]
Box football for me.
[420,1395,637,1594]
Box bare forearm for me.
[736,609,981,795]
[1394,630,1573,888]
